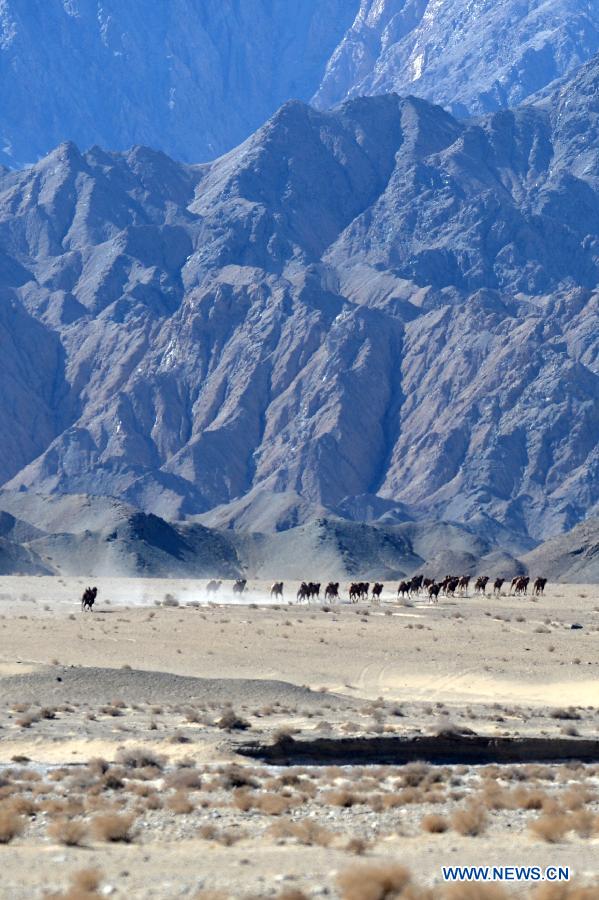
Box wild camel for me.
[371,582,383,602]
[206,580,222,595]
[270,582,284,600]
[81,586,98,611]
[324,582,339,601]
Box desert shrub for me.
[421,813,449,833]
[337,863,412,900]
[566,809,596,838]
[50,867,104,900]
[6,796,35,816]
[323,789,362,808]
[167,769,203,790]
[345,836,369,855]
[216,709,250,731]
[451,804,487,836]
[529,813,569,843]
[91,812,135,843]
[561,785,594,811]
[401,763,430,788]
[0,806,24,843]
[166,791,194,815]
[219,766,259,790]
[48,818,88,846]
[550,708,581,720]
[116,747,164,770]
[511,787,547,810]
[99,706,123,717]
[101,770,125,791]
[268,819,333,847]
[233,790,289,815]
[16,712,39,728]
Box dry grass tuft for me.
[116,746,164,769]
[323,789,362,808]
[345,836,369,855]
[451,804,487,836]
[337,863,412,900]
[268,819,333,847]
[91,812,135,843]
[50,867,104,900]
[48,818,88,846]
[566,809,596,838]
[0,806,24,843]
[421,813,449,833]
[216,709,250,731]
[529,813,569,843]
[166,791,194,815]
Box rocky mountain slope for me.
[1,56,599,543]
[314,0,599,117]
[2,1,599,168]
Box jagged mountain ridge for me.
[2,0,599,168]
[1,56,599,541]
[313,0,599,117]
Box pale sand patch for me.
[362,671,599,707]
[0,736,229,765]
[0,661,38,676]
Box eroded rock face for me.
[313,0,599,117]
[1,57,599,541]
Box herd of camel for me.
[201,574,548,604]
[81,574,547,610]
[292,574,547,604]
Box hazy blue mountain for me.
[0,0,356,166]
[2,0,599,168]
[1,56,598,542]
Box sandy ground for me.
[0,577,598,898]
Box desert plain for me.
[0,576,598,899]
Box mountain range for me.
[0,490,597,582]
[1,0,599,166]
[1,50,599,547]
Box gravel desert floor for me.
[0,577,598,899]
